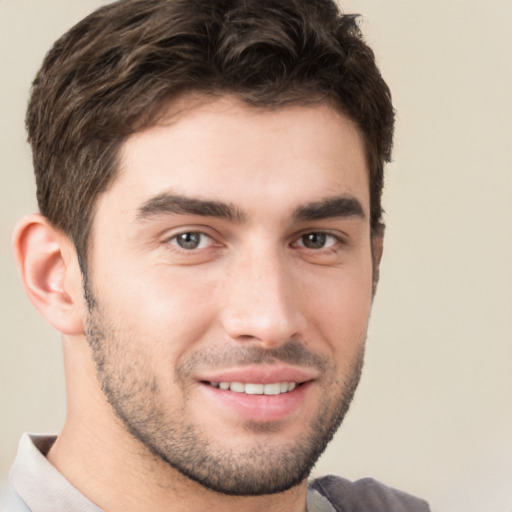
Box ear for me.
[12,213,86,335]
[371,223,385,295]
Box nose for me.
[219,245,307,348]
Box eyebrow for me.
[136,192,365,224]
[292,195,365,222]
[136,193,247,223]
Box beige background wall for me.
[1,1,511,511]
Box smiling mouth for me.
[205,381,300,395]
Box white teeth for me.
[230,382,245,393]
[263,383,281,395]
[210,381,299,395]
[244,383,264,395]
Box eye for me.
[169,231,213,250]
[296,232,338,250]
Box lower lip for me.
[199,382,312,423]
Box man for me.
[1,0,430,510]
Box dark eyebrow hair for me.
[292,195,365,222]
[136,192,364,225]
[136,193,247,223]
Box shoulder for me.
[309,474,431,512]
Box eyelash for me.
[167,231,215,251]
[293,232,341,250]
[165,230,344,252]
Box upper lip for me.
[196,364,318,385]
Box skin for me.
[14,95,383,512]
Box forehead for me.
[99,95,369,222]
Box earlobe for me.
[12,214,86,335]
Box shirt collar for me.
[8,434,103,512]
[9,433,335,512]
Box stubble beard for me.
[84,286,366,496]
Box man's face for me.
[84,96,377,495]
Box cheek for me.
[302,263,374,352]
[99,264,222,355]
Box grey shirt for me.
[1,434,429,512]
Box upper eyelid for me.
[171,232,213,249]
[161,226,347,245]
[291,229,347,243]
[168,231,211,240]
[161,228,213,246]
[293,232,343,248]
[162,225,219,240]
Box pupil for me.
[177,232,200,249]
[303,233,326,249]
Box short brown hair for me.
[26,0,394,271]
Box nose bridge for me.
[220,240,305,346]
